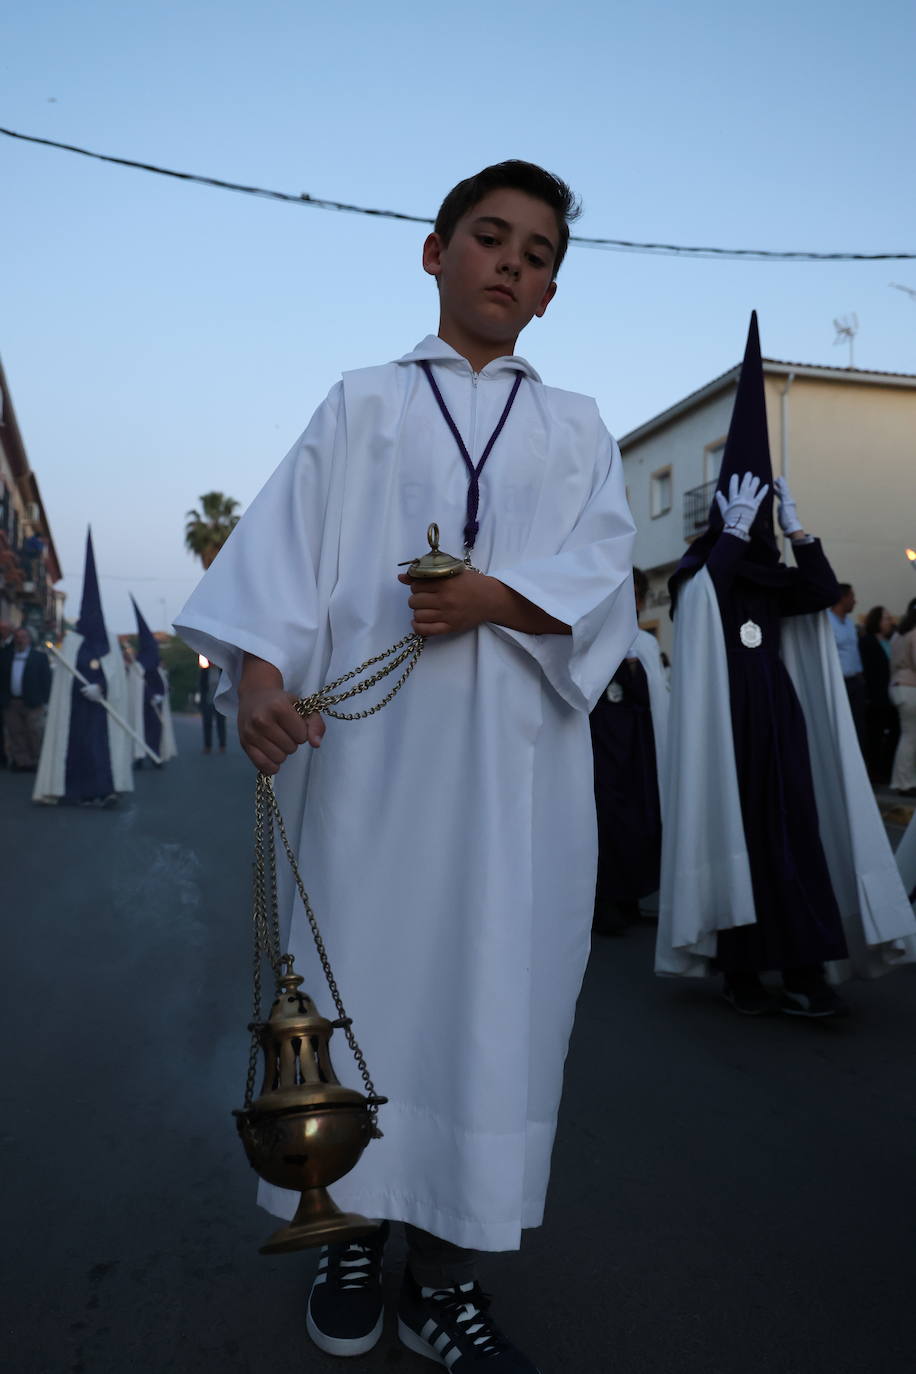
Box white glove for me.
[151,694,165,707]
[80,682,103,702]
[715,472,769,538]
[773,476,803,535]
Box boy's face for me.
[423,189,558,355]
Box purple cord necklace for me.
[419,360,524,561]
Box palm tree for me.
[185,492,241,569]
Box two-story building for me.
[0,356,64,636]
[620,359,916,656]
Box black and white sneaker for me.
[306,1221,388,1357]
[397,1270,540,1371]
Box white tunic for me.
[175,335,636,1250]
[33,632,135,803]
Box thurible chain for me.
[246,631,426,1124]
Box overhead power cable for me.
[3,124,914,263]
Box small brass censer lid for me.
[400,523,465,580]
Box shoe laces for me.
[326,1234,383,1291]
[426,1281,508,1358]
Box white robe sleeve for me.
[174,385,343,713]
[486,425,637,713]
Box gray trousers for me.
[4,698,45,768]
[404,1224,481,1287]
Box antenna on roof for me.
[890,282,916,303]
[832,313,858,367]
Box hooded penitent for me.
[66,529,114,801]
[667,313,848,972]
[131,595,166,757]
[656,314,916,980]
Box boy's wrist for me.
[240,652,284,693]
[483,576,571,636]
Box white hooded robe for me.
[126,659,178,763]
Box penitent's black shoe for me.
[398,1270,540,1371]
[306,1221,388,1357]
[780,983,850,1019]
[722,978,780,1016]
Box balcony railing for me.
[683,480,718,542]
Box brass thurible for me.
[235,958,388,1253]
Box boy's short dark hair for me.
[435,160,581,277]
[633,567,650,603]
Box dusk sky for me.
[3,0,914,632]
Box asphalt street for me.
[2,714,915,1374]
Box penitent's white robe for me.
[126,660,178,763]
[895,809,916,908]
[33,632,134,803]
[629,627,669,818]
[176,335,636,1250]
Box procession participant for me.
[656,313,916,1016]
[590,568,668,934]
[33,530,134,807]
[177,159,636,1369]
[128,596,177,767]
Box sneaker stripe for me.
[433,1330,451,1353]
[421,1318,439,1342]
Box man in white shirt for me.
[2,626,51,771]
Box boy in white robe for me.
[176,160,636,1370]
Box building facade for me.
[0,356,64,636]
[620,359,916,655]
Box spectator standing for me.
[860,605,899,783]
[198,656,226,753]
[2,626,51,771]
[0,620,13,768]
[828,583,866,752]
[889,597,916,796]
